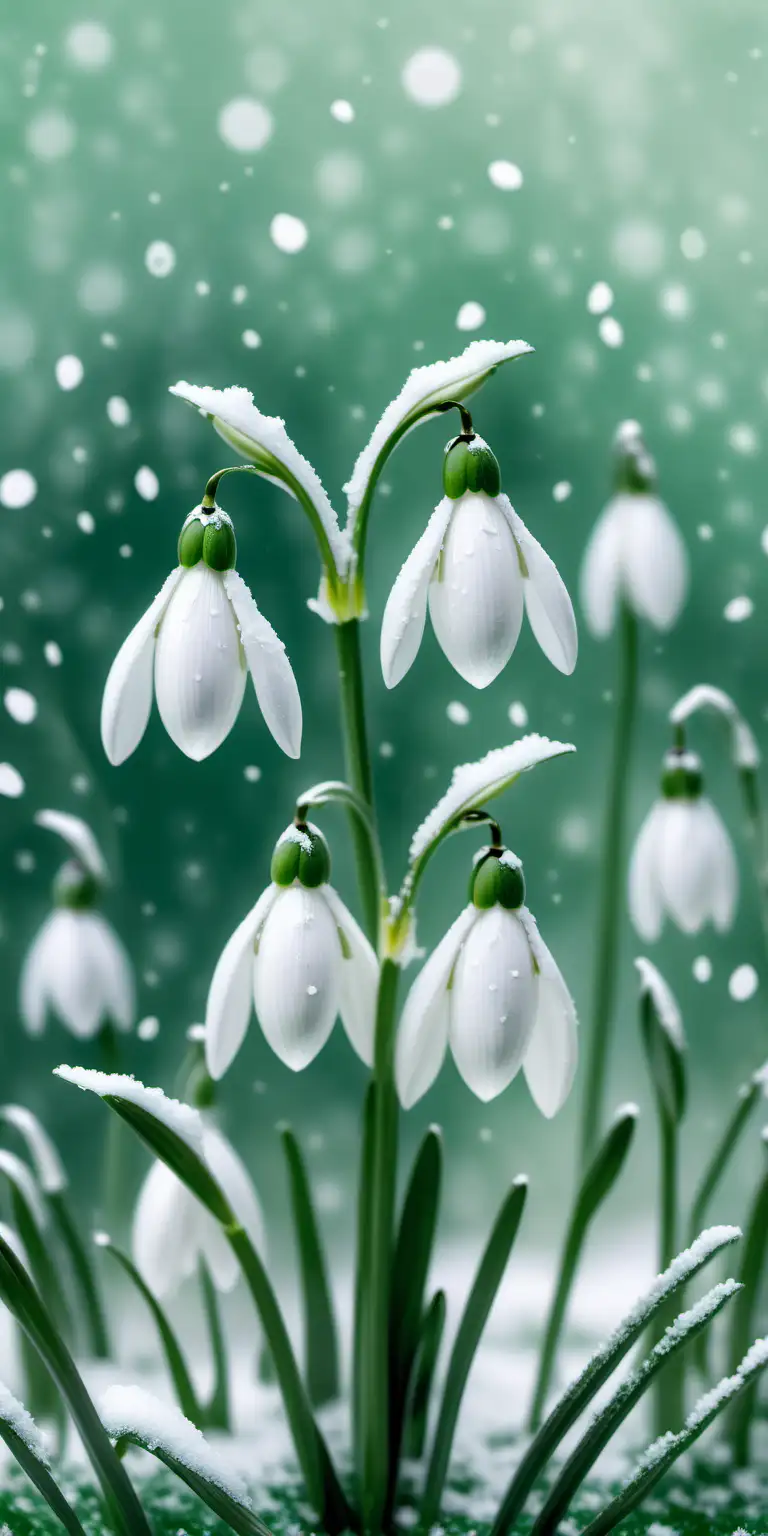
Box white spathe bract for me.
[99,1384,251,1505]
[100,521,301,765]
[580,491,687,637]
[634,958,685,1051]
[20,910,134,1039]
[34,810,109,885]
[381,490,577,689]
[629,796,738,941]
[0,1106,67,1193]
[344,338,533,530]
[396,901,577,1113]
[169,382,348,575]
[205,881,379,1079]
[133,1122,265,1296]
[409,735,576,864]
[54,1067,204,1153]
[670,684,760,771]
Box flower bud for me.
[660,750,703,801]
[270,822,331,889]
[469,848,525,910]
[177,509,237,572]
[613,419,656,494]
[53,859,99,911]
[442,436,501,500]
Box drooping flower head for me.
[580,420,688,637]
[101,502,302,765]
[381,428,577,690]
[629,749,738,941]
[205,822,379,1080]
[20,812,134,1039]
[395,840,577,1114]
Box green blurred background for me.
[1,0,766,1257]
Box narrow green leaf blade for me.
[422,1176,528,1524]
[388,1128,443,1503]
[97,1235,202,1426]
[403,1290,446,1462]
[281,1125,340,1409]
[0,1418,86,1536]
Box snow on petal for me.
[380,497,453,688]
[101,568,184,765]
[34,810,109,885]
[344,339,533,532]
[500,498,578,675]
[396,906,476,1108]
[322,885,379,1067]
[169,381,348,576]
[409,735,575,863]
[205,885,279,1081]
[223,571,302,758]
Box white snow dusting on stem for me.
[53,1067,204,1154]
[99,1384,252,1505]
[409,735,575,863]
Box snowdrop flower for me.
[396,846,577,1113]
[629,750,738,941]
[381,433,577,690]
[20,815,134,1040]
[205,823,379,1079]
[101,504,302,765]
[133,1123,265,1296]
[580,420,688,637]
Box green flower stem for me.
[738,766,768,964]
[358,958,401,1535]
[687,1077,761,1245]
[334,619,382,943]
[100,1238,203,1426]
[199,1259,230,1431]
[652,1110,682,1436]
[580,602,639,1169]
[48,1191,110,1359]
[0,1234,151,1536]
[99,1022,124,1231]
[726,1138,768,1466]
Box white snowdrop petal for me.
[520,918,578,1117]
[223,571,302,758]
[322,886,379,1067]
[19,923,54,1035]
[696,800,738,932]
[428,492,524,688]
[202,1125,266,1266]
[622,494,688,631]
[656,801,712,933]
[579,500,624,638]
[628,801,667,941]
[380,497,454,688]
[500,498,578,674]
[205,885,279,1080]
[133,1161,201,1297]
[252,887,342,1070]
[395,907,476,1108]
[448,907,538,1101]
[101,568,184,765]
[154,565,246,761]
[85,914,135,1032]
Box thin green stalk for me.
[739,766,768,964]
[100,1237,203,1426]
[387,1127,443,1514]
[199,1259,230,1431]
[0,1233,151,1536]
[334,619,381,942]
[726,1137,768,1465]
[281,1126,340,1409]
[528,1107,637,1430]
[580,602,639,1168]
[0,1418,87,1536]
[99,1022,124,1230]
[402,1290,446,1462]
[651,1112,683,1435]
[352,1083,375,1488]
[687,1077,761,1244]
[359,958,401,1534]
[48,1191,110,1359]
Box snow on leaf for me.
[670,683,760,770]
[169,382,348,574]
[0,1380,50,1466]
[53,1067,204,1154]
[344,338,534,529]
[0,1106,67,1193]
[99,1384,252,1506]
[409,734,575,863]
[635,958,686,1051]
[34,809,109,885]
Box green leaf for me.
[529,1104,638,1431]
[726,1134,768,1464]
[199,1259,230,1431]
[97,1235,203,1427]
[403,1290,446,1462]
[490,1223,742,1536]
[639,984,686,1125]
[281,1125,340,1409]
[113,1431,273,1536]
[581,1338,768,1536]
[352,1082,376,1482]
[387,1128,443,1504]
[0,1415,87,1536]
[0,1153,72,1344]
[422,1176,528,1525]
[48,1191,110,1359]
[530,1280,740,1536]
